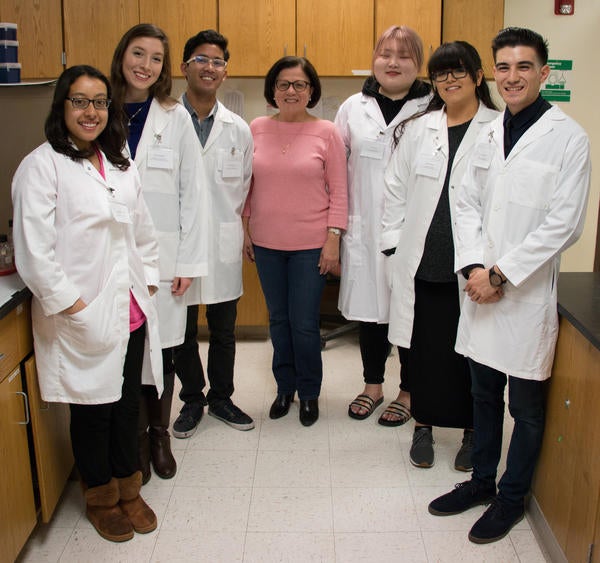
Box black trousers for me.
[70,323,145,488]
[359,321,409,392]
[173,300,238,406]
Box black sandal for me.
[348,394,384,420]
[378,401,412,427]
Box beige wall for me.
[1,0,598,270]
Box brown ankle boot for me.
[117,471,157,533]
[149,426,176,479]
[85,478,134,542]
[147,374,176,479]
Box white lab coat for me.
[334,90,431,322]
[382,104,499,347]
[454,105,591,380]
[132,98,209,347]
[180,100,253,305]
[12,142,163,404]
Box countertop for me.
[557,272,600,351]
[0,272,29,320]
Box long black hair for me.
[393,41,497,148]
[45,65,129,169]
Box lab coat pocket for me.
[62,269,119,354]
[215,148,243,184]
[342,215,362,281]
[219,221,243,264]
[508,160,556,210]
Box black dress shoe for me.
[299,399,319,426]
[269,394,294,419]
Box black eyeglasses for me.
[185,55,228,69]
[431,67,468,83]
[66,97,111,110]
[275,80,310,92]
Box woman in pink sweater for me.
[243,56,348,426]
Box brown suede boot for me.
[85,478,134,542]
[147,374,176,479]
[118,471,157,534]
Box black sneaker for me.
[454,429,474,472]
[173,401,204,439]
[429,480,496,516]
[468,499,524,544]
[208,400,255,431]
[410,427,434,468]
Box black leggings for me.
[70,323,145,488]
[359,321,410,391]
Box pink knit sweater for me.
[244,116,348,250]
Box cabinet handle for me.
[303,44,307,58]
[284,45,287,56]
[15,391,30,425]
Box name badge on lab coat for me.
[416,154,444,179]
[222,152,243,178]
[472,144,493,169]
[110,200,132,224]
[360,140,386,160]
[147,146,173,170]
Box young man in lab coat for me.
[172,30,254,435]
[428,27,591,544]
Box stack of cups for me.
[0,23,20,83]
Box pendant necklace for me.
[126,105,144,127]
[276,117,306,155]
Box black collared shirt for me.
[503,94,552,157]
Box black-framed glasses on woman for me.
[431,67,468,83]
[66,97,111,110]
[275,79,310,92]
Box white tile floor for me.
[18,333,549,562]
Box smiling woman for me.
[11,64,163,542]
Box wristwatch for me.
[489,267,506,287]
[328,227,342,236]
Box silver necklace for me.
[127,105,144,127]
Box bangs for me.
[428,44,465,76]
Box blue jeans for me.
[469,359,546,507]
[254,246,327,400]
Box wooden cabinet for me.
[0,367,37,563]
[23,356,73,523]
[296,0,374,76]
[442,0,504,77]
[62,0,140,76]
[375,0,442,72]
[219,0,373,77]
[219,0,295,77]
[532,317,600,563]
[0,0,63,78]
[139,0,217,77]
[0,299,73,559]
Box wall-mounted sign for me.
[541,59,572,102]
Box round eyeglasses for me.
[431,67,468,83]
[275,80,310,92]
[185,55,227,69]
[67,97,111,110]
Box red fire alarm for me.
[555,0,574,15]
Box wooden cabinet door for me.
[296,0,374,76]
[63,0,139,76]
[23,356,74,523]
[0,0,63,78]
[375,0,442,73]
[442,0,504,77]
[139,0,217,78]
[236,261,269,329]
[0,367,36,562]
[219,0,295,77]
